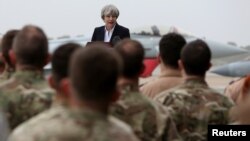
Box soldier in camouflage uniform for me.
[154,39,234,141]
[47,42,81,107]
[0,29,19,82]
[0,25,55,129]
[9,43,139,141]
[111,39,182,141]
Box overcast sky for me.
[0,0,250,46]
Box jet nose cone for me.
[211,65,231,76]
[186,38,248,58]
[211,61,250,77]
[206,40,248,58]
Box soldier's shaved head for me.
[181,39,211,76]
[70,43,122,101]
[13,25,48,68]
[1,29,19,67]
[51,42,81,86]
[159,33,186,69]
[114,39,144,78]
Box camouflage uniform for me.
[154,78,234,141]
[0,68,14,83]
[0,70,55,129]
[111,85,182,141]
[9,105,139,141]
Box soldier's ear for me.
[48,75,56,89]
[60,78,71,99]
[178,59,184,70]
[157,54,161,63]
[8,49,16,66]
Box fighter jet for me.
[131,25,247,60]
[131,25,248,77]
[45,25,248,77]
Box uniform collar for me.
[12,70,44,83]
[159,67,181,78]
[184,77,208,87]
[70,106,108,121]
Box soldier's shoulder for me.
[3,85,55,109]
[0,73,8,83]
[0,76,18,91]
[20,86,55,100]
[207,87,234,102]
[112,91,156,116]
[9,106,73,141]
[109,116,134,133]
[109,116,139,141]
[211,92,235,108]
[0,84,23,108]
[153,86,181,103]
[0,84,54,108]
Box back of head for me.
[70,43,122,101]
[1,29,19,67]
[13,25,48,68]
[181,39,211,76]
[115,39,144,78]
[159,33,186,69]
[101,4,119,19]
[52,42,81,87]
